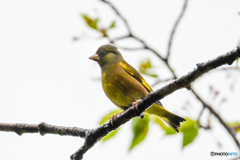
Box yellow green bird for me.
[89,44,185,132]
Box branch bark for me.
[0,122,88,137]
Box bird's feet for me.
[133,99,144,119]
[132,99,142,111]
[109,112,122,125]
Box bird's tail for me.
[145,104,185,132]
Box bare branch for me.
[110,34,131,42]
[101,0,132,34]
[198,110,208,128]
[0,123,39,135]
[166,0,188,60]
[191,89,240,148]
[196,105,211,130]
[101,0,165,60]
[117,46,144,51]
[0,122,88,138]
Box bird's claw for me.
[132,99,142,112]
[133,99,144,119]
[109,113,121,125]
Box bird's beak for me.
[89,53,99,61]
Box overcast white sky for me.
[0,0,240,160]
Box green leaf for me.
[165,127,177,135]
[81,14,99,30]
[180,118,198,148]
[102,128,120,141]
[138,59,158,78]
[153,116,177,135]
[109,21,116,29]
[145,73,158,78]
[139,59,152,72]
[99,109,122,125]
[129,115,150,151]
[153,116,167,130]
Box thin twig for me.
[166,0,188,60]
[109,34,131,42]
[197,106,205,123]
[191,89,240,148]
[117,46,144,51]
[101,0,132,34]
[101,0,165,60]
[196,106,210,130]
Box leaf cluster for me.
[81,14,115,37]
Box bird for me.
[89,44,185,132]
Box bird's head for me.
[89,44,123,70]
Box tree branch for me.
[0,122,88,137]
[166,0,188,60]
[1,47,239,159]
[101,0,132,34]
[196,107,210,130]
[101,0,165,60]
[191,89,240,148]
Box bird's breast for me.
[101,65,148,109]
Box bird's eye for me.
[99,50,107,57]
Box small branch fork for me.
[101,0,165,60]
[1,47,239,159]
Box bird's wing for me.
[119,61,153,93]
